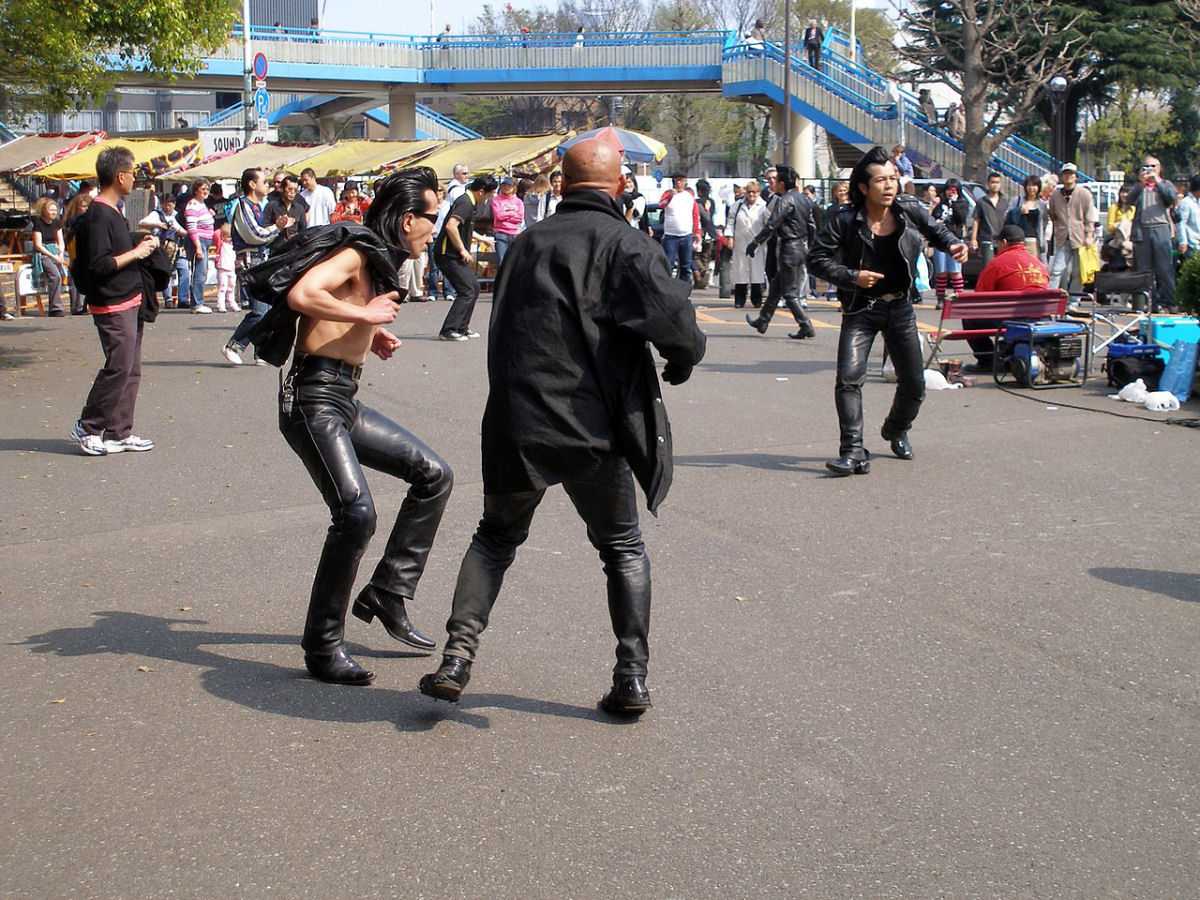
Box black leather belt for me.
[293,353,363,382]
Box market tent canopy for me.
[160,142,327,182]
[0,133,104,174]
[294,140,442,178]
[32,138,202,181]
[417,133,572,179]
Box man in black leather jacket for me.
[809,146,967,476]
[745,164,816,340]
[419,138,706,717]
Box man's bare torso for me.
[294,247,378,365]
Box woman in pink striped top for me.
[184,179,215,313]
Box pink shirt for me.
[185,198,215,243]
[491,194,525,236]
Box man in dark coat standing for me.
[419,138,707,716]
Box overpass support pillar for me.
[388,88,418,141]
[770,106,816,179]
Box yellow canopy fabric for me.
[161,142,328,182]
[418,133,572,178]
[295,140,442,177]
[33,138,201,180]
[0,133,104,174]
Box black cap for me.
[999,224,1027,244]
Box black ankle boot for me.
[419,656,471,702]
[880,423,914,460]
[352,585,436,651]
[599,676,652,716]
[304,646,374,686]
[825,450,871,476]
[746,313,768,334]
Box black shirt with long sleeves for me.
[482,189,706,513]
[75,201,142,308]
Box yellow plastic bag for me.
[1078,245,1100,287]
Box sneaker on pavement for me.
[193,304,213,314]
[1,311,13,321]
[104,435,154,453]
[222,343,243,365]
[439,332,468,342]
[252,354,268,366]
[78,434,109,456]
[462,329,481,339]
[68,419,88,445]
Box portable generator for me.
[997,320,1087,386]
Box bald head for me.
[561,139,624,197]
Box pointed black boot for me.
[745,313,768,334]
[599,676,652,716]
[419,656,471,702]
[880,422,915,460]
[304,646,374,686]
[352,584,436,651]
[825,449,871,476]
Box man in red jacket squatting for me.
[963,222,1050,372]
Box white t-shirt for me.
[446,179,469,203]
[663,190,697,237]
[301,184,336,227]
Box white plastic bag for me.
[924,368,961,390]
[1114,378,1148,403]
[1143,390,1181,411]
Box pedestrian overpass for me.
[119,24,1067,183]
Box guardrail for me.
[415,103,481,140]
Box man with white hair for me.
[445,163,470,203]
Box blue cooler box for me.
[1147,316,1199,364]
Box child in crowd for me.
[214,222,238,313]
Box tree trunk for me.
[960,6,990,184]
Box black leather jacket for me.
[752,191,816,248]
[809,195,960,311]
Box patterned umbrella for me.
[556,126,669,164]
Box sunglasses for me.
[413,211,439,224]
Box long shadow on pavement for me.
[1089,567,1200,603]
[675,452,830,476]
[18,610,605,731]
[0,438,82,455]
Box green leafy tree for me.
[0,0,239,120]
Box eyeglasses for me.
[413,212,439,224]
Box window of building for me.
[118,110,157,133]
[174,110,210,127]
[62,109,104,132]
[13,113,49,133]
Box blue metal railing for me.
[415,103,481,139]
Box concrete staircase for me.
[0,175,32,212]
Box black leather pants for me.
[279,358,453,654]
[759,240,812,328]
[834,300,925,457]
[437,254,480,336]
[442,456,651,677]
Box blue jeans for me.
[662,234,694,283]
[188,239,210,308]
[172,254,191,307]
[494,232,514,268]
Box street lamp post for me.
[782,0,791,163]
[1049,75,1068,167]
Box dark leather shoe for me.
[745,314,768,334]
[825,451,871,476]
[304,647,374,686]
[419,656,471,703]
[788,325,816,340]
[880,424,915,460]
[352,585,436,651]
[599,676,652,716]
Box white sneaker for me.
[68,419,88,445]
[78,434,108,456]
[462,329,481,339]
[222,343,243,365]
[104,435,154,453]
[252,354,268,366]
[1,311,13,321]
[439,332,468,342]
[193,304,213,314]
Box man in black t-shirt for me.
[68,147,160,457]
[435,173,497,341]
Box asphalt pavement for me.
[1,290,1197,898]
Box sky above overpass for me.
[325,0,495,37]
